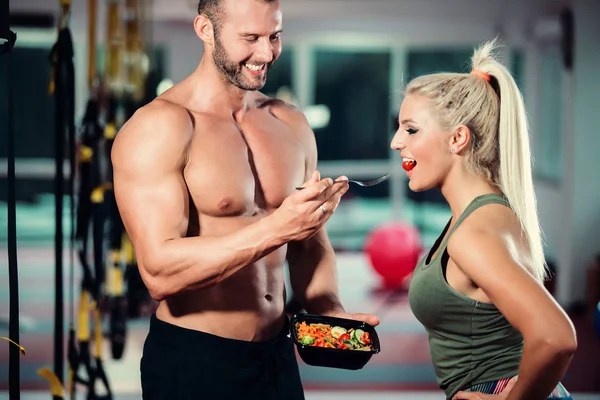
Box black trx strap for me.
[69,97,113,400]
[49,2,76,389]
[62,0,111,395]
[75,99,104,309]
[1,0,22,399]
[103,95,128,361]
[0,0,16,56]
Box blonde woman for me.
[391,39,577,400]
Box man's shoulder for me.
[113,98,194,159]
[120,98,194,137]
[255,93,310,131]
[137,97,194,125]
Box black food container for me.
[290,313,381,370]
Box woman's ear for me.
[449,125,471,154]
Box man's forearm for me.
[141,215,286,300]
[301,291,345,316]
[298,250,344,315]
[288,230,344,315]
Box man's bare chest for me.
[183,112,306,217]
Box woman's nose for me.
[390,132,404,150]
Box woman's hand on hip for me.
[452,376,518,400]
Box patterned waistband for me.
[466,377,513,395]
[466,377,572,399]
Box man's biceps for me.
[127,220,173,254]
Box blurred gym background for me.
[1,0,599,399]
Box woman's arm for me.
[447,218,577,400]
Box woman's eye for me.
[407,128,418,134]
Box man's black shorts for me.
[140,314,305,400]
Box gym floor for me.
[1,198,599,399]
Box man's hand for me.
[325,311,381,327]
[452,376,518,400]
[273,170,349,242]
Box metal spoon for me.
[296,174,390,190]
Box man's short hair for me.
[197,0,223,30]
[197,0,278,31]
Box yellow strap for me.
[0,337,26,355]
[94,308,103,357]
[60,0,71,17]
[91,186,105,204]
[59,0,72,29]
[48,68,56,95]
[105,1,122,89]
[77,291,91,341]
[104,123,117,139]
[109,249,121,265]
[105,263,125,296]
[122,233,136,264]
[37,367,65,397]
[87,0,98,90]
[113,266,124,296]
[48,51,57,95]
[67,368,74,398]
[79,145,93,162]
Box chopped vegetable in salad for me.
[295,321,373,351]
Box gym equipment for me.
[47,0,76,392]
[1,0,23,398]
[69,97,112,399]
[36,0,79,397]
[65,0,113,397]
[595,301,600,342]
[364,222,422,289]
[102,0,153,361]
[38,0,114,398]
[8,0,153,393]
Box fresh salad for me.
[295,321,373,351]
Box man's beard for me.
[213,32,270,91]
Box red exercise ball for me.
[364,222,422,289]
